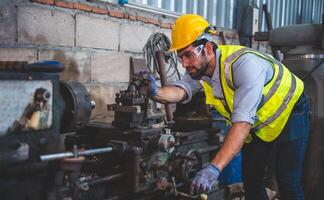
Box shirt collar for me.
[202,48,220,84]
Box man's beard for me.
[190,63,208,80]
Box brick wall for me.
[0,0,242,122]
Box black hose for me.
[143,33,181,80]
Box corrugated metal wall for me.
[129,0,323,30]
[129,0,236,28]
[256,0,324,31]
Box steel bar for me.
[87,172,125,186]
[156,51,173,122]
[40,147,113,161]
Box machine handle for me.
[40,146,113,161]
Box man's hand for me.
[139,71,158,97]
[191,164,220,193]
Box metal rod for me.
[219,31,227,45]
[78,147,113,156]
[171,177,178,196]
[40,147,113,161]
[171,176,199,199]
[177,191,197,199]
[40,152,74,161]
[87,172,125,186]
[263,4,281,61]
[155,51,172,122]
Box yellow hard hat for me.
[169,14,210,52]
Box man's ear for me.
[205,42,214,56]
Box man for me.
[141,14,309,200]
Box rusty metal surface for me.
[173,91,212,131]
[273,23,324,199]
[0,80,53,136]
[60,81,92,133]
[112,77,164,128]
[0,60,222,199]
[0,61,64,200]
[60,87,221,199]
[284,58,324,200]
[270,24,322,48]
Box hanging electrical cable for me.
[143,32,182,80]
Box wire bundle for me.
[143,32,181,80]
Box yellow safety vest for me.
[202,45,304,142]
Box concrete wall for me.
[0,0,245,122]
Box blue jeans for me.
[242,93,310,200]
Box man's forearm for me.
[151,86,187,104]
[211,122,251,170]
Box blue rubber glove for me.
[139,71,158,97]
[191,164,221,193]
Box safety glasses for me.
[177,44,204,64]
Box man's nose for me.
[181,57,190,68]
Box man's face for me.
[177,44,208,80]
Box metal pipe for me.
[78,147,113,156]
[219,31,227,45]
[269,24,322,47]
[123,2,180,18]
[263,4,281,61]
[40,147,113,161]
[40,152,74,161]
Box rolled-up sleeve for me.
[231,53,273,125]
[169,73,202,103]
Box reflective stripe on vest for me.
[203,45,304,142]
